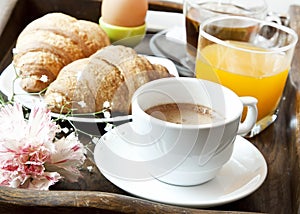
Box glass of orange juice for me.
[195,16,298,137]
[183,0,268,76]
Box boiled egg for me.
[101,0,148,27]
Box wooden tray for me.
[0,1,299,213]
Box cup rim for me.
[99,17,146,31]
[184,0,268,18]
[199,15,298,54]
[132,77,243,129]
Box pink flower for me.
[0,103,86,190]
[45,132,86,183]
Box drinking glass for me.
[183,0,268,75]
[195,16,298,137]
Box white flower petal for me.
[77,101,86,108]
[104,123,114,132]
[103,101,111,109]
[103,111,111,119]
[46,133,86,182]
[40,75,48,83]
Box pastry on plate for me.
[13,13,110,92]
[44,45,173,115]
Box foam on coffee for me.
[145,103,224,125]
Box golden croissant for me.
[44,45,173,115]
[13,13,110,92]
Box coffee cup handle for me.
[237,96,258,135]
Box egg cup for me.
[99,17,146,48]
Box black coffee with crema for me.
[145,103,224,125]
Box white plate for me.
[149,27,197,77]
[146,10,184,32]
[0,56,179,123]
[93,122,268,208]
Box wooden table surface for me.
[0,1,299,213]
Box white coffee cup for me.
[131,77,257,186]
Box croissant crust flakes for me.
[13,13,110,92]
[44,45,173,115]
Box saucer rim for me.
[93,123,268,208]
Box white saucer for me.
[94,122,268,208]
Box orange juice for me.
[196,41,290,120]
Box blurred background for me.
[1,0,299,37]
[161,0,300,14]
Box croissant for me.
[44,45,173,115]
[13,13,110,92]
